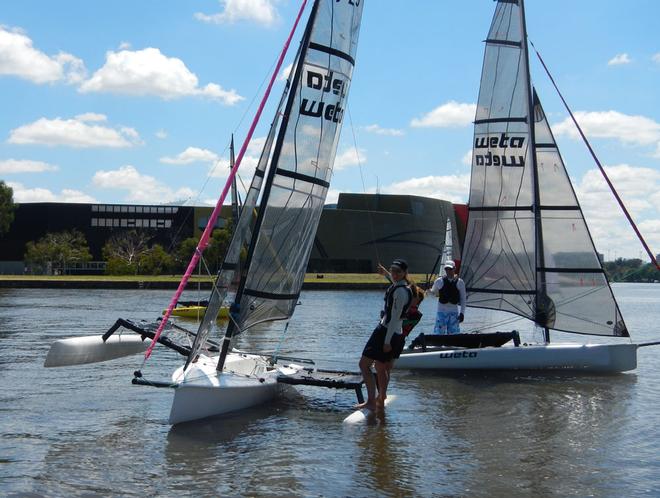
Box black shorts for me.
[362,325,404,363]
[391,333,405,360]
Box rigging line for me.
[145,0,311,361]
[529,39,659,271]
[347,107,381,267]
[272,321,291,363]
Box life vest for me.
[438,277,460,304]
[402,306,423,337]
[383,282,412,324]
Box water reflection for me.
[397,371,637,496]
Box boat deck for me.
[277,368,365,403]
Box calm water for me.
[1,284,659,497]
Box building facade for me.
[0,194,466,274]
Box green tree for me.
[25,230,92,274]
[102,230,151,274]
[205,227,232,272]
[0,180,15,236]
[140,244,174,275]
[174,236,199,272]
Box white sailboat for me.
[45,0,365,424]
[397,0,654,372]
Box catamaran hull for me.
[168,352,300,425]
[169,376,280,425]
[395,343,637,373]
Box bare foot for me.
[354,400,377,411]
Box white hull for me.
[44,335,150,367]
[168,352,301,425]
[342,395,396,425]
[395,343,637,373]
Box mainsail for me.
[460,0,627,337]
[187,0,364,367]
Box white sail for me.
[460,0,627,337]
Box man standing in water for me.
[429,260,466,334]
[357,259,411,411]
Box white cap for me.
[444,260,456,270]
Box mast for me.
[216,0,322,373]
[229,135,240,223]
[518,0,549,343]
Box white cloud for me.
[155,129,168,140]
[334,147,366,171]
[8,114,142,148]
[279,63,292,82]
[325,189,343,205]
[92,165,195,203]
[411,101,476,128]
[79,48,243,104]
[461,149,473,166]
[575,164,660,260]
[378,174,471,203]
[75,112,107,122]
[195,0,279,26]
[161,147,219,165]
[552,110,660,156]
[362,124,404,137]
[608,53,631,66]
[0,25,87,84]
[0,159,58,174]
[8,181,96,203]
[118,41,131,50]
[653,53,660,64]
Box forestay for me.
[460,0,627,337]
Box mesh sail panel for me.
[533,92,628,336]
[462,0,537,322]
[186,81,290,364]
[236,0,364,331]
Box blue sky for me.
[0,0,658,260]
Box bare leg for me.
[375,361,389,409]
[356,355,377,410]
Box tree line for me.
[23,226,233,276]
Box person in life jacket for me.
[428,260,466,334]
[357,258,412,411]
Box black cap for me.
[390,259,408,271]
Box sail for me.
[233,0,364,331]
[532,91,628,336]
[461,0,537,322]
[185,76,291,366]
[460,0,628,337]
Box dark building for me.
[311,193,463,273]
[0,194,465,274]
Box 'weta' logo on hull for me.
[474,133,526,167]
[438,351,478,359]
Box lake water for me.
[1,283,659,497]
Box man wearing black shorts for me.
[357,259,411,411]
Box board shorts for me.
[434,310,460,335]
[362,325,404,362]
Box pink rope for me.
[144,0,310,360]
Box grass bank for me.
[0,273,431,290]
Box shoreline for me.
[0,274,430,290]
